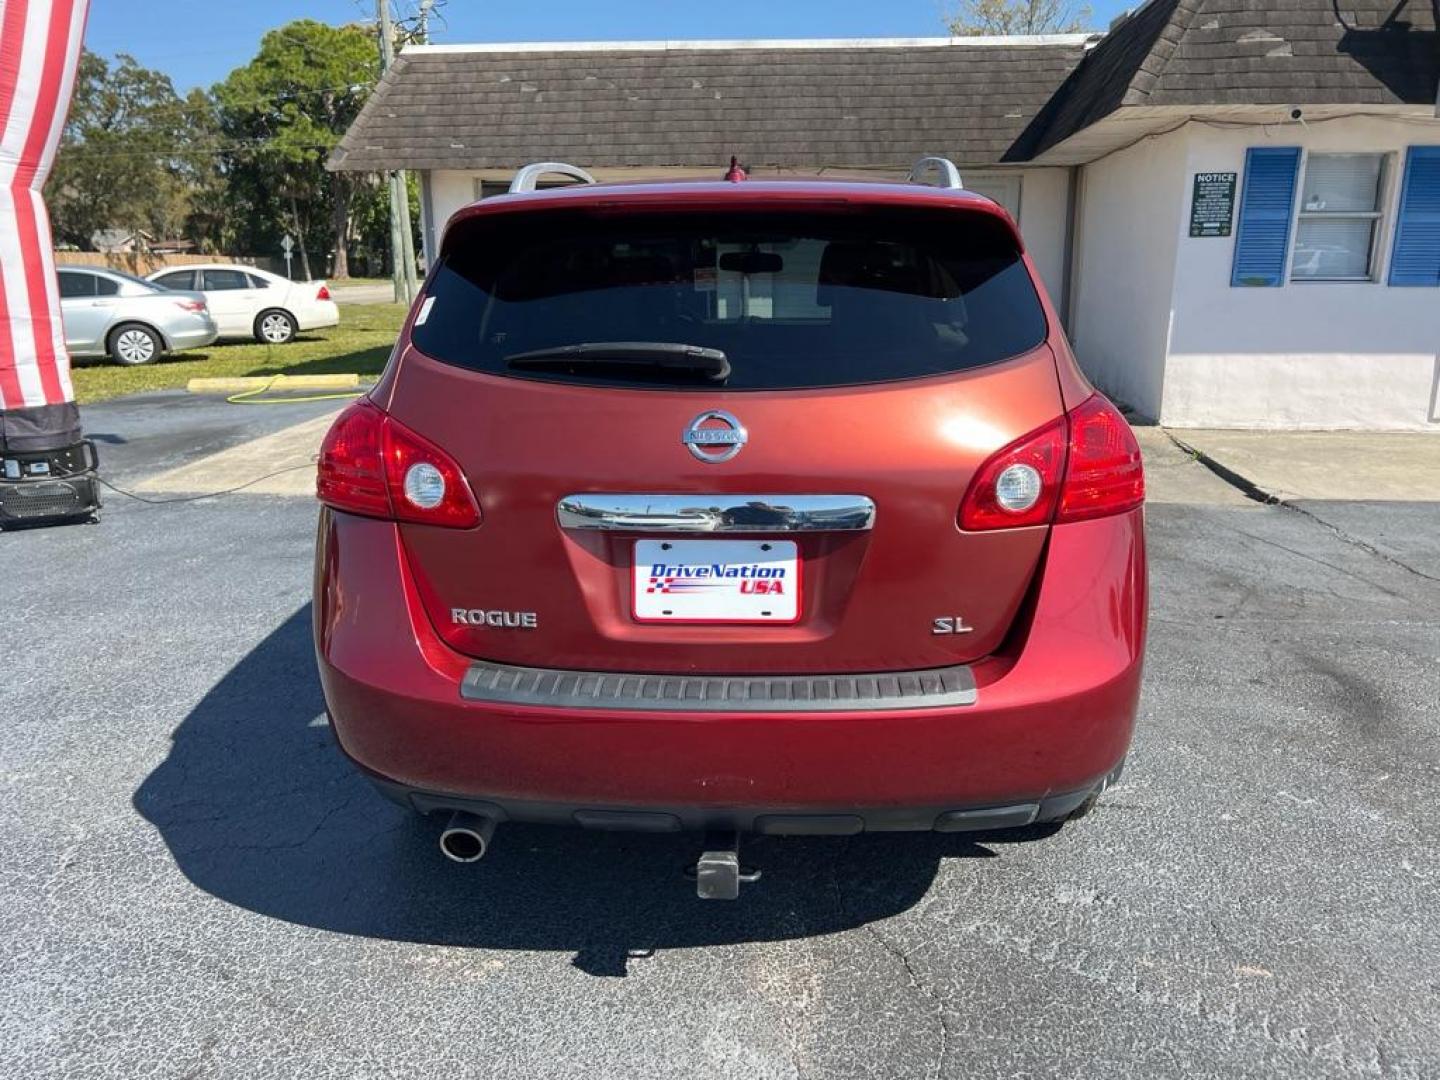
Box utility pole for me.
[377,0,417,304]
[395,4,425,298]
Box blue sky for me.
[85,0,1131,90]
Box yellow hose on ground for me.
[225,375,366,405]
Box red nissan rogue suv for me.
[314,160,1146,898]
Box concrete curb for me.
[187,374,361,393]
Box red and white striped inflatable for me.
[0,0,88,449]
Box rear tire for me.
[107,323,162,366]
[1065,792,1101,821]
[255,308,297,344]
[1064,758,1125,822]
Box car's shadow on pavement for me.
[135,606,1062,976]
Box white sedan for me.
[146,264,339,344]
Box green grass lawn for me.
[70,303,407,404]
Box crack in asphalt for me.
[173,789,367,858]
[946,913,1393,1073]
[860,921,951,1080]
[1163,431,1440,585]
[1223,525,1409,601]
[822,842,951,1080]
[806,811,1417,1077]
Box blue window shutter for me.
[1389,147,1440,287]
[1231,147,1300,287]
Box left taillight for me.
[173,299,207,314]
[315,284,331,301]
[959,393,1143,531]
[958,415,1067,530]
[317,399,480,528]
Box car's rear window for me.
[413,208,1047,390]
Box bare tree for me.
[947,0,1093,35]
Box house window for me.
[1290,153,1388,282]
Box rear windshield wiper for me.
[505,342,731,383]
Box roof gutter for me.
[400,35,1096,54]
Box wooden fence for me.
[53,251,286,276]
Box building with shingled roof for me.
[333,0,1440,429]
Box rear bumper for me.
[356,756,1123,834]
[297,302,340,331]
[315,508,1146,820]
[165,322,219,351]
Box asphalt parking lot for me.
[3,395,1438,1079]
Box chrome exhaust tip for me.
[439,811,496,863]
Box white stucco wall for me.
[421,165,1072,299]
[422,170,483,264]
[968,167,1071,304]
[1071,116,1440,430]
[1068,131,1190,420]
[1161,117,1440,430]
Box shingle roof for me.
[1008,0,1440,160]
[329,38,1094,173]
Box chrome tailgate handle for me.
[557,494,875,533]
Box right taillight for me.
[959,393,1143,531]
[316,399,480,528]
[1055,394,1144,522]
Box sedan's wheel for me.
[108,323,161,366]
[255,309,297,344]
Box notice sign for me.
[1190,172,1237,237]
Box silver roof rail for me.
[907,156,964,190]
[508,161,597,194]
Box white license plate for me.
[633,539,800,623]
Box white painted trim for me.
[400,35,1094,56]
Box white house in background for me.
[332,0,1440,431]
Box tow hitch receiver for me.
[690,830,761,900]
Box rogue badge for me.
[453,609,538,629]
